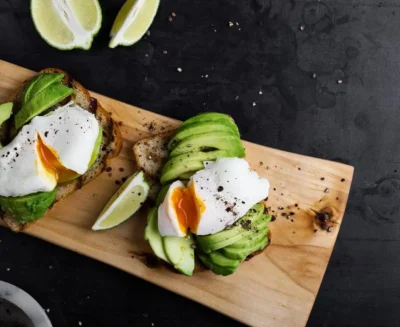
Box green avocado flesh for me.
[89,126,103,168]
[145,206,195,276]
[168,120,240,151]
[170,131,245,158]
[0,189,56,224]
[0,102,13,149]
[225,223,270,249]
[0,126,103,221]
[15,73,74,130]
[163,234,195,276]
[178,171,196,180]
[147,112,270,277]
[22,73,65,105]
[0,102,13,124]
[179,112,240,138]
[160,149,241,185]
[0,74,99,223]
[145,207,171,263]
[197,251,240,276]
[197,214,270,276]
[196,203,265,253]
[221,231,269,261]
[161,113,244,185]
[156,183,171,206]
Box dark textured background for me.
[0,0,398,326]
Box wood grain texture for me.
[0,60,354,327]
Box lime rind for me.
[30,0,102,50]
[92,171,150,230]
[109,0,160,49]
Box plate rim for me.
[0,280,52,327]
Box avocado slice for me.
[161,160,204,185]
[197,214,268,254]
[180,113,240,138]
[197,251,240,276]
[156,183,172,206]
[168,120,240,151]
[0,102,13,125]
[178,171,196,180]
[0,102,13,149]
[196,203,265,253]
[22,73,64,105]
[170,131,245,158]
[226,224,270,249]
[15,83,74,130]
[145,207,171,264]
[160,149,240,185]
[0,189,57,224]
[88,126,103,168]
[163,234,195,276]
[221,232,269,261]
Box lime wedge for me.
[92,171,149,230]
[31,0,102,50]
[109,0,160,49]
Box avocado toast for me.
[0,68,122,232]
[134,113,271,276]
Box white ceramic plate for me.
[0,281,52,327]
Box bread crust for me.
[132,126,271,263]
[0,68,122,232]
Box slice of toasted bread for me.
[0,68,122,232]
[133,132,173,179]
[132,125,271,264]
[133,131,174,200]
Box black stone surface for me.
[0,0,398,326]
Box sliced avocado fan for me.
[146,112,268,277]
[15,73,74,130]
[161,113,245,184]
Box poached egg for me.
[158,157,270,236]
[0,102,100,197]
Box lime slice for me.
[92,171,149,230]
[31,0,102,50]
[109,0,160,49]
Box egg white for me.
[158,180,187,237]
[191,157,270,235]
[0,102,100,197]
[157,158,270,237]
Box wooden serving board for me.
[0,60,354,327]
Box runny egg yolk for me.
[36,134,78,183]
[171,183,206,234]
